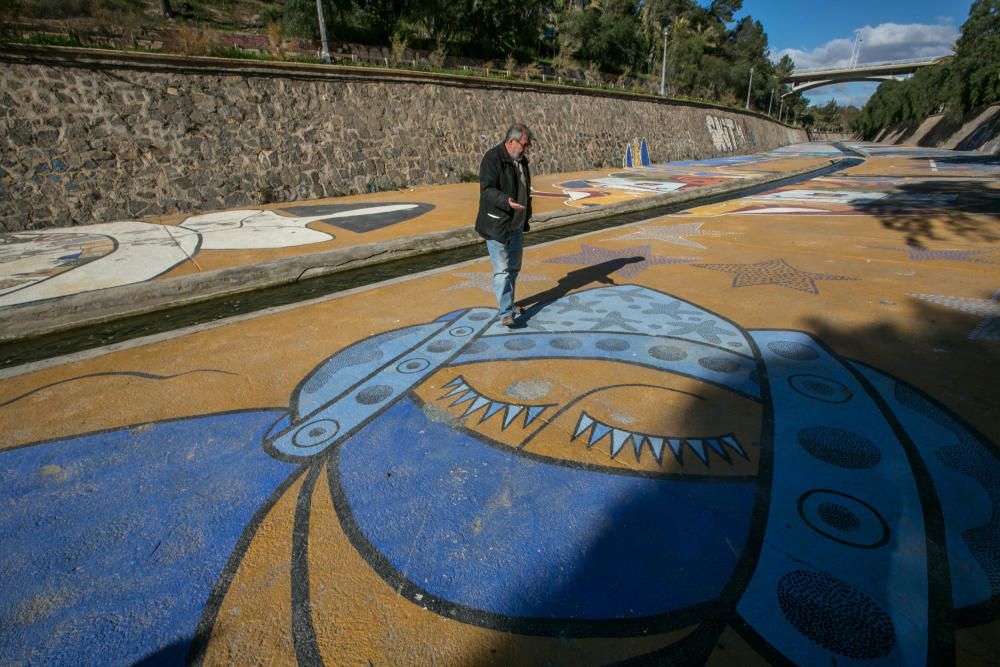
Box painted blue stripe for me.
[737,330,928,665]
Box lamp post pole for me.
[316,0,331,64]
[659,25,668,96]
[745,66,754,110]
[768,88,774,116]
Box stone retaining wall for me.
[0,46,807,231]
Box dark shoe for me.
[501,315,516,327]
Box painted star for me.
[552,295,600,314]
[445,271,547,293]
[580,310,641,332]
[908,291,1000,340]
[545,244,699,278]
[642,300,700,320]
[665,319,737,344]
[693,259,857,294]
[611,222,738,249]
[613,286,657,303]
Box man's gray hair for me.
[505,123,531,143]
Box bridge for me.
[783,56,948,95]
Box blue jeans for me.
[485,229,523,319]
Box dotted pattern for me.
[777,570,896,660]
[797,426,882,469]
[816,502,862,532]
[767,340,820,360]
[894,382,1000,594]
[694,258,857,295]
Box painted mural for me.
[1,283,997,665]
[0,204,431,307]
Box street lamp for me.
[745,66,754,110]
[316,0,331,64]
[768,88,774,116]
[659,24,669,96]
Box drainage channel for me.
[1,157,861,369]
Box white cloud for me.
[803,82,882,108]
[776,20,959,70]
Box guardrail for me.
[794,55,949,75]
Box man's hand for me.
[508,197,525,211]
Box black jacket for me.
[474,142,532,242]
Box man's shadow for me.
[515,257,644,322]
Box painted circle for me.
[550,337,582,350]
[797,426,882,469]
[698,356,743,373]
[789,374,853,403]
[465,341,489,354]
[396,358,431,374]
[798,489,890,548]
[767,340,820,360]
[450,326,474,337]
[596,338,630,352]
[504,338,536,351]
[777,570,896,659]
[356,384,394,405]
[649,344,687,361]
[292,419,340,449]
[468,312,491,321]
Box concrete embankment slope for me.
[877,103,1000,153]
[0,45,804,230]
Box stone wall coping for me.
[0,43,795,127]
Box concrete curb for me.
[0,158,842,343]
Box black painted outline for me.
[263,311,488,464]
[324,437,718,638]
[290,463,325,665]
[188,463,310,665]
[796,488,891,549]
[0,406,284,454]
[850,359,1000,628]
[0,230,119,296]
[0,369,239,410]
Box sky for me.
[736,0,974,108]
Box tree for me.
[949,0,1000,116]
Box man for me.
[475,123,533,327]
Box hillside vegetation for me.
[1,0,876,134]
[853,0,999,140]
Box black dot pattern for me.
[816,502,861,532]
[596,338,630,352]
[777,570,896,659]
[356,384,393,404]
[698,356,743,373]
[768,340,820,360]
[550,337,582,350]
[649,345,687,361]
[465,341,489,354]
[798,426,882,469]
[427,341,456,353]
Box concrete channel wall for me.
[0,46,806,231]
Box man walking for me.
[475,123,533,327]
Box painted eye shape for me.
[572,411,748,467]
[438,376,555,431]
